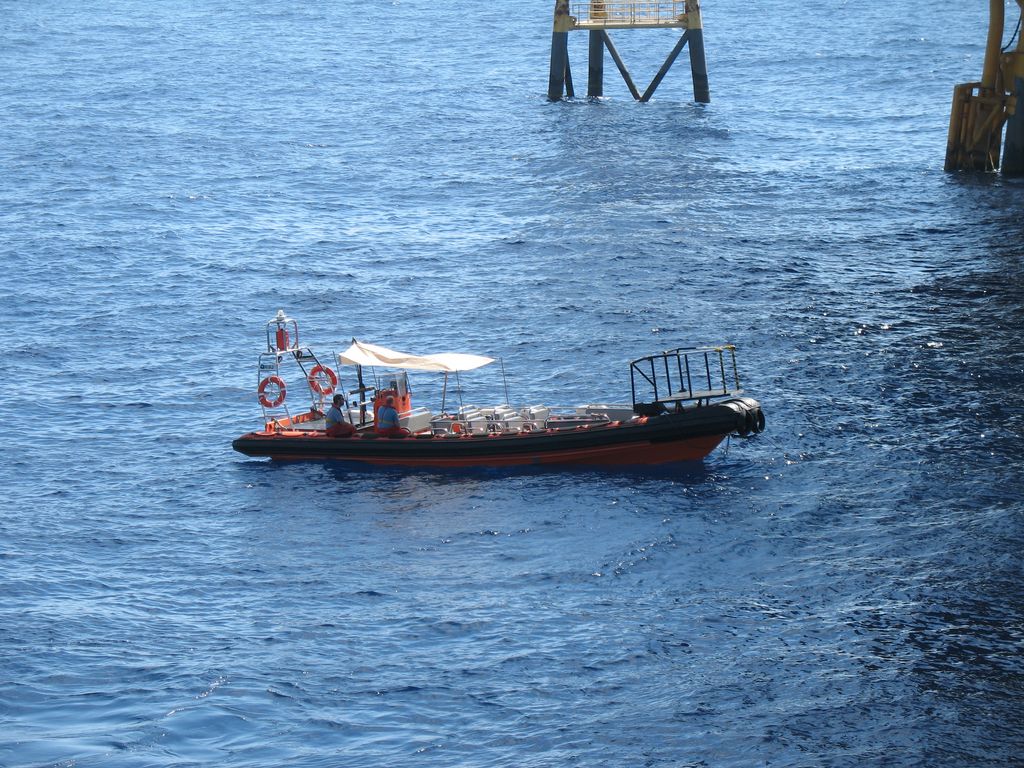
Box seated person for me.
[325,394,355,437]
[375,396,407,437]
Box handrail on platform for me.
[569,1,690,27]
[629,345,741,408]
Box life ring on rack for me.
[307,365,338,395]
[258,375,287,408]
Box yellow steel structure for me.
[945,0,1024,172]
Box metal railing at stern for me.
[629,345,742,409]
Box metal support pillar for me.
[588,30,604,98]
[1001,46,1024,173]
[548,31,569,101]
[685,0,710,103]
[1003,79,1024,174]
[686,31,710,103]
[547,0,573,101]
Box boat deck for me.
[265,403,639,437]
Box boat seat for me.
[400,407,433,434]
[430,410,487,436]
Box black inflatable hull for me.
[232,399,765,468]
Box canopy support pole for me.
[356,358,367,426]
[500,358,511,406]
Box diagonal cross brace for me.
[601,30,696,102]
[641,30,690,102]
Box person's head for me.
[386,396,394,406]
[332,394,345,406]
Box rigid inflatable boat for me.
[231,311,765,468]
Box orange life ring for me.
[258,375,287,408]
[307,365,338,395]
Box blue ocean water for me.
[2,0,1023,765]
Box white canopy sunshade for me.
[338,339,494,373]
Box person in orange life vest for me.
[325,394,355,437]
[375,396,406,437]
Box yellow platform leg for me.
[945,0,1024,173]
